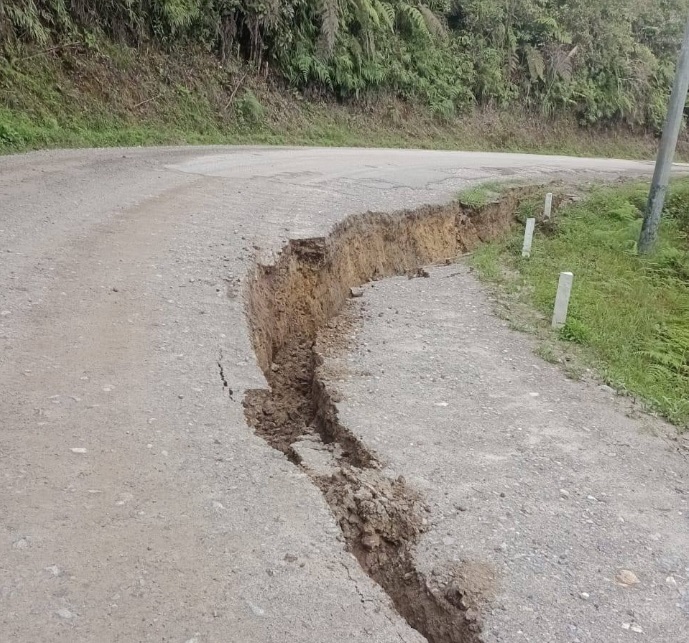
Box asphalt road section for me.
[0,147,658,642]
[320,266,689,642]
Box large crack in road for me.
[242,191,535,642]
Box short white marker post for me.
[543,192,553,221]
[552,272,574,329]
[522,218,536,257]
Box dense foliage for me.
[2,0,688,129]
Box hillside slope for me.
[1,1,689,156]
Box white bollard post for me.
[552,272,574,329]
[522,218,536,258]
[543,192,553,221]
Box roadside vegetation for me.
[470,180,689,430]
[2,1,689,155]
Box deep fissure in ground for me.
[243,192,531,643]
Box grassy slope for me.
[0,39,679,157]
[470,181,689,430]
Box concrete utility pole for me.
[639,15,689,254]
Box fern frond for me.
[352,0,379,56]
[641,319,689,379]
[507,49,519,76]
[349,38,363,69]
[418,5,446,39]
[161,0,200,33]
[376,1,395,31]
[311,56,334,88]
[524,45,545,82]
[537,16,572,45]
[293,48,313,83]
[546,45,574,82]
[353,0,378,28]
[320,0,340,55]
[398,3,429,37]
[5,2,49,44]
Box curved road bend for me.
[0,148,654,641]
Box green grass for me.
[0,39,681,158]
[470,180,689,430]
[457,181,516,207]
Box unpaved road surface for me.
[0,147,671,642]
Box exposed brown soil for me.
[243,191,532,642]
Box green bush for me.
[0,120,24,148]
[2,0,688,129]
[235,89,264,125]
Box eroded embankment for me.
[243,192,532,643]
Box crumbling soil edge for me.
[242,190,536,643]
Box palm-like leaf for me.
[524,44,545,82]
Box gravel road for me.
[0,147,665,642]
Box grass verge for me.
[470,180,689,430]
